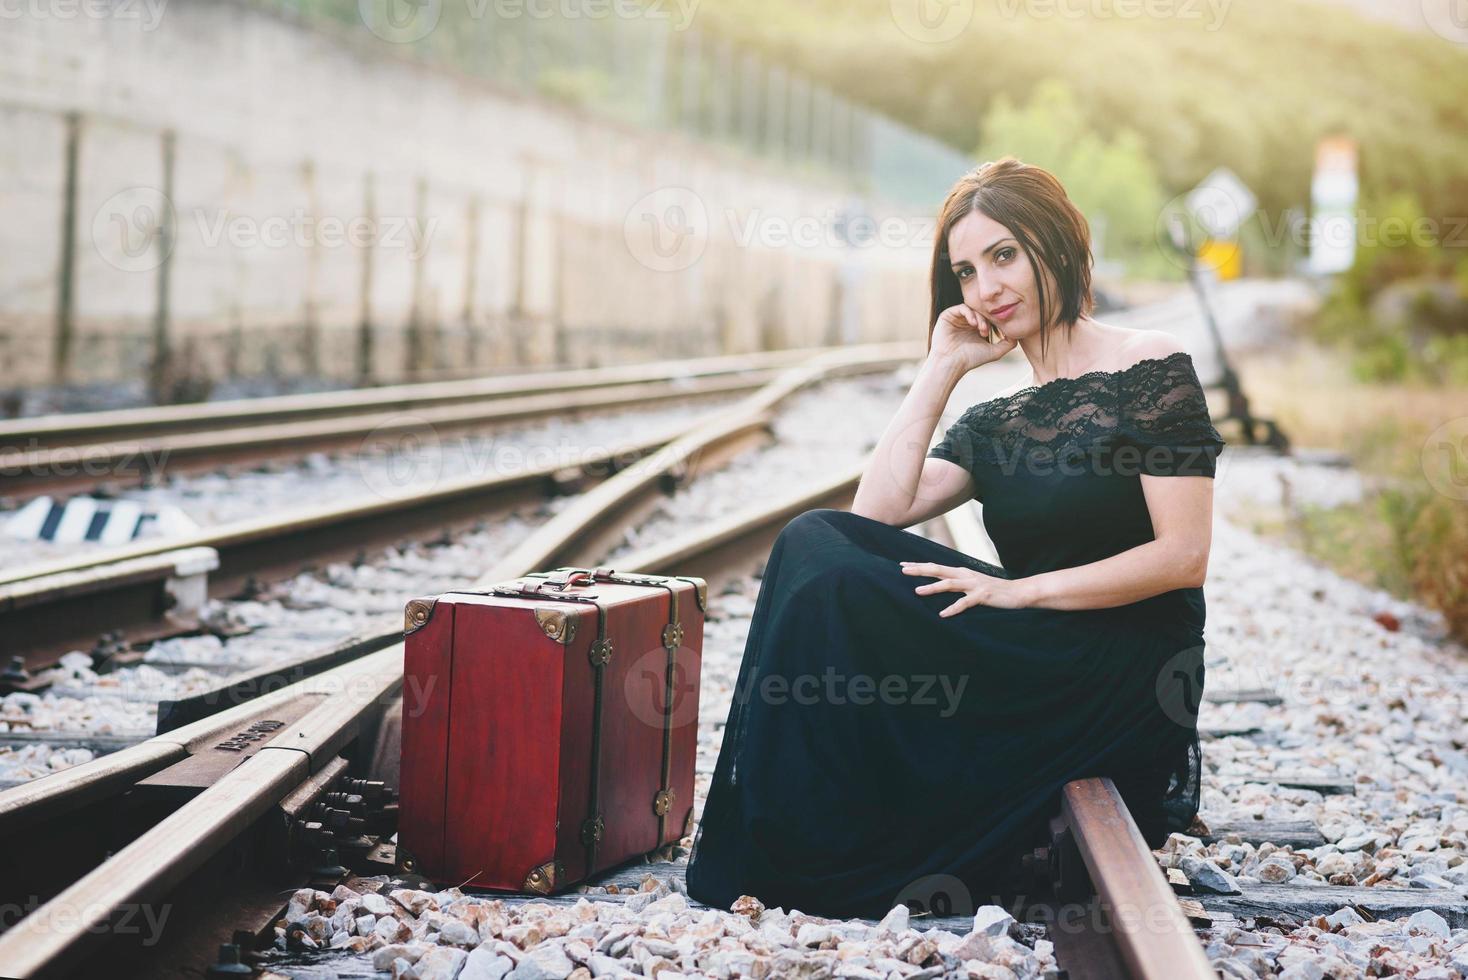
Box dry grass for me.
[1232,342,1468,643]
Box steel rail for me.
[0,346,916,674]
[0,371,779,500]
[1062,778,1216,979]
[0,348,842,451]
[0,347,917,977]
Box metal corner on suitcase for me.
[404,595,441,635]
[535,607,580,645]
[523,859,566,895]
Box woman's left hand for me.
[900,561,1033,616]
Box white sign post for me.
[1186,167,1257,239]
[1307,136,1359,276]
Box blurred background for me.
[1,0,1466,638]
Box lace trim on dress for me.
[929,351,1226,477]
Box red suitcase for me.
[397,567,705,895]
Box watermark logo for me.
[358,0,442,43]
[92,190,438,273]
[889,0,974,43]
[0,0,169,30]
[357,0,700,42]
[1421,415,1468,501]
[1156,193,1467,274]
[895,873,975,917]
[1422,0,1468,44]
[92,186,176,274]
[623,186,709,273]
[0,898,172,945]
[1154,642,1206,727]
[993,0,1231,30]
[623,645,701,730]
[732,665,971,718]
[622,190,937,271]
[356,416,445,500]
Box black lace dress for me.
[685,351,1226,920]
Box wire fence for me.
[273,0,975,207]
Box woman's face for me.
[946,208,1056,339]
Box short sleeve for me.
[1116,354,1226,478]
[927,407,982,470]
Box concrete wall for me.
[0,0,937,392]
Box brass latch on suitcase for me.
[521,567,702,860]
[581,812,604,846]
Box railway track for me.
[0,371,779,501]
[0,349,830,454]
[0,346,915,678]
[0,346,1223,979]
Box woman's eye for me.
[997,248,1015,262]
[957,268,972,280]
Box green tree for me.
[978,79,1170,278]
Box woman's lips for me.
[990,301,1020,322]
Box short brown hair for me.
[928,156,1094,358]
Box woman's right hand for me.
[930,303,1018,372]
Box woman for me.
[685,157,1223,921]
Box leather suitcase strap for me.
[539,567,702,845]
[490,574,612,874]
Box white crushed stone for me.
[259,876,1058,979]
[0,376,906,776]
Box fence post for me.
[765,65,787,162]
[405,175,428,380]
[463,194,481,368]
[302,158,321,378]
[148,128,176,404]
[357,171,376,385]
[53,111,81,386]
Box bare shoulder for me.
[989,373,1034,401]
[1115,329,1188,367]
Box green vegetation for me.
[688,0,1468,277]
[1238,346,1468,644]
[1311,189,1468,383]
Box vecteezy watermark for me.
[0,439,172,482]
[352,419,702,501]
[623,191,937,272]
[623,646,701,730]
[733,666,971,719]
[0,0,168,30]
[889,0,975,43]
[193,207,437,259]
[91,188,438,274]
[1154,643,1205,728]
[355,415,447,501]
[895,873,976,917]
[1421,416,1468,501]
[909,431,1230,488]
[1421,0,1468,44]
[358,0,699,45]
[92,186,177,274]
[726,209,936,252]
[1156,193,1468,273]
[623,186,710,273]
[0,897,173,945]
[993,0,1231,30]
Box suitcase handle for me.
[490,572,598,599]
[541,569,595,590]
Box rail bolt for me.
[1,655,30,686]
[207,942,252,975]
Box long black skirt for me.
[685,509,1204,920]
